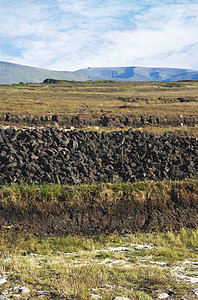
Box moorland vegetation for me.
[0,80,197,136]
[0,80,197,299]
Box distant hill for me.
[75,66,198,81]
[0,61,87,84]
[0,61,198,84]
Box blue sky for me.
[0,0,198,70]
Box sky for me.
[0,0,198,71]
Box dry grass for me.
[0,80,197,135]
[0,80,197,116]
[0,228,198,299]
[84,124,198,136]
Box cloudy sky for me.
[0,0,198,71]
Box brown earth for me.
[1,182,197,235]
[0,111,197,128]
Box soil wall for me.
[1,112,197,128]
[0,182,197,234]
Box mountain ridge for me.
[0,61,198,84]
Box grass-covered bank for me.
[1,228,198,299]
[0,180,197,234]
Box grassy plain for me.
[0,80,197,114]
[0,80,197,135]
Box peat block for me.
[0,127,197,184]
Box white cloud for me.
[0,0,198,70]
[57,0,140,18]
[72,0,198,70]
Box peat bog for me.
[0,80,198,299]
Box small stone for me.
[1,291,8,296]
[18,286,30,294]
[112,297,130,300]
[89,295,101,300]
[36,290,51,296]
[12,295,21,298]
[158,293,169,299]
[193,288,198,297]
[106,284,114,289]
[167,289,174,296]
[0,278,6,284]
[0,297,9,300]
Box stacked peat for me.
[0,127,197,184]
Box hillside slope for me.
[0,61,198,84]
[0,61,87,84]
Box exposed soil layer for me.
[0,127,197,184]
[0,181,197,234]
[1,111,197,128]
